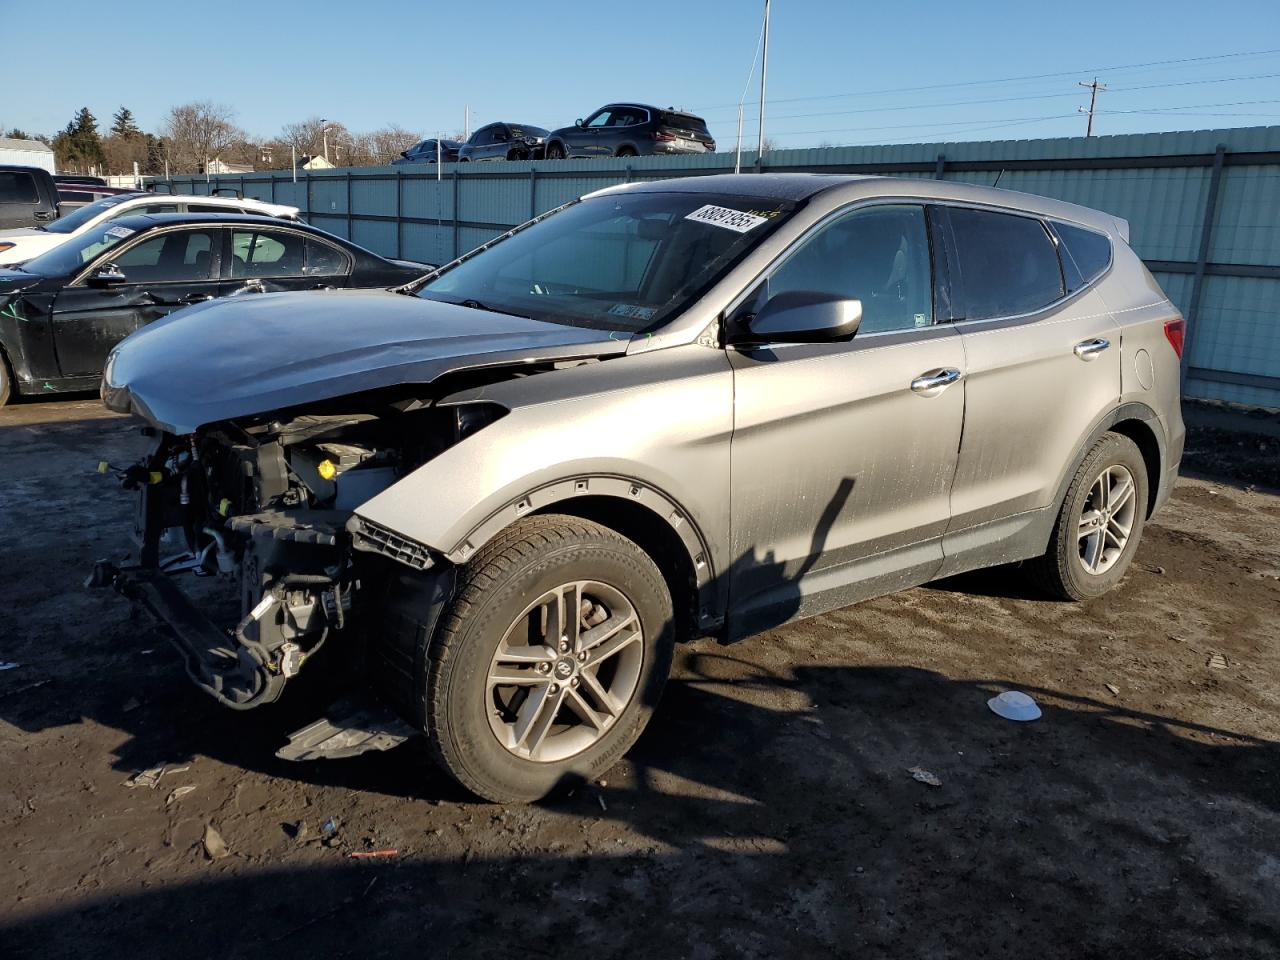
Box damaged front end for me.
[89,395,502,718]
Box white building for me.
[0,137,56,173]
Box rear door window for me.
[231,228,307,277]
[1053,221,1112,293]
[0,171,38,204]
[947,208,1064,320]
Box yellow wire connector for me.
[97,461,109,474]
[317,459,338,481]
[218,498,231,516]
[148,471,164,485]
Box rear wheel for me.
[0,351,13,407]
[546,142,566,160]
[420,515,674,802]
[1028,432,1148,600]
[616,146,638,157]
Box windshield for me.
[23,222,140,276]
[418,192,794,331]
[44,193,142,234]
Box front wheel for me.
[420,515,674,802]
[0,352,12,406]
[1028,432,1148,600]
[546,142,566,160]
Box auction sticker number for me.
[684,204,769,233]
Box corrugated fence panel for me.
[163,124,1280,408]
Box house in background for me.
[297,154,334,170]
[206,157,254,175]
[0,137,56,174]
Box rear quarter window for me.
[1053,221,1113,293]
[947,208,1064,320]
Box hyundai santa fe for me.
[93,174,1185,802]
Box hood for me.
[102,289,628,433]
[0,232,57,265]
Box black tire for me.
[0,351,11,407]
[546,142,566,160]
[1028,432,1148,601]
[616,146,637,158]
[418,514,674,802]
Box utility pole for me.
[755,0,770,172]
[1078,78,1107,137]
[464,105,470,141]
[321,119,330,163]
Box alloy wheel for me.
[1077,464,1138,575]
[486,580,644,763]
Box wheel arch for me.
[1057,402,1168,520]
[446,475,718,637]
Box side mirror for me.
[88,263,127,287]
[575,118,584,128]
[731,290,862,345]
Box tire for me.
[546,142,566,160]
[418,515,674,802]
[1028,432,1148,601]
[616,146,637,158]
[0,352,12,407]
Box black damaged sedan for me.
[0,213,432,404]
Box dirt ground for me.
[1,398,1278,960]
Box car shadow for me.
[4,661,1278,959]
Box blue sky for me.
[6,0,1280,148]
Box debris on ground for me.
[909,766,942,787]
[123,764,190,789]
[349,849,398,859]
[320,817,343,847]
[597,793,608,812]
[121,697,140,712]
[165,785,197,806]
[1207,653,1229,669]
[987,690,1042,721]
[1105,683,1121,697]
[202,824,229,861]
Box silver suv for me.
[96,174,1185,801]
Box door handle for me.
[1073,337,1111,361]
[179,293,214,305]
[33,211,53,221]
[910,367,962,394]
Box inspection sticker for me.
[684,204,769,233]
[104,226,135,240]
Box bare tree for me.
[163,101,244,173]
[279,117,350,160]
[357,125,422,165]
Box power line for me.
[705,47,1280,112]
[700,71,1280,126]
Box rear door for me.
[938,205,1121,569]
[50,226,224,378]
[0,170,51,229]
[227,226,352,293]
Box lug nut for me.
[537,662,551,674]
[570,677,580,688]
[577,651,587,662]
[559,637,570,652]
[550,684,559,694]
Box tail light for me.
[652,129,676,142]
[1163,317,1185,358]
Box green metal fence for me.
[166,125,1280,410]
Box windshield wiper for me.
[457,298,527,318]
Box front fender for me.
[354,345,735,605]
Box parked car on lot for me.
[0,192,300,266]
[0,213,430,404]
[545,104,715,159]
[458,123,550,162]
[53,174,109,188]
[393,138,464,165]
[53,177,136,211]
[94,174,1184,803]
[0,165,63,230]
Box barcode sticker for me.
[684,204,769,233]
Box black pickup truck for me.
[0,165,62,229]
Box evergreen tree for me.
[111,106,141,138]
[54,107,106,172]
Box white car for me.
[0,193,300,265]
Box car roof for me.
[604,173,1126,236]
[108,212,322,229]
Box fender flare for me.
[1051,402,1168,521]
[446,473,718,615]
